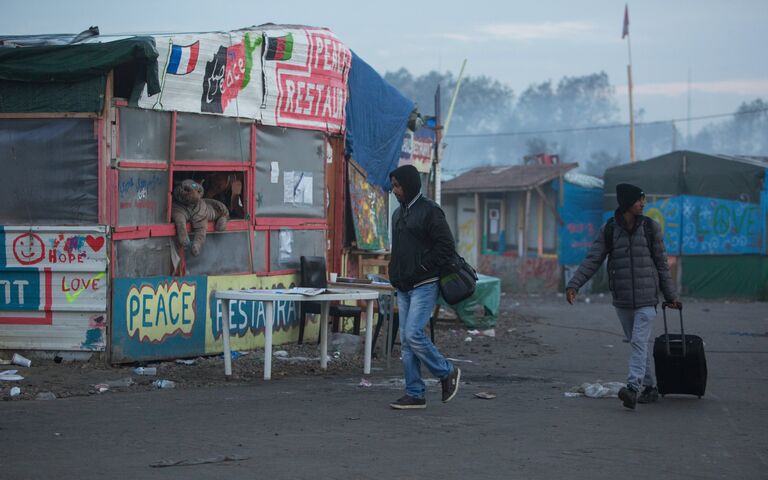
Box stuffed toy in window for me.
[171,179,229,256]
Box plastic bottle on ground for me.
[133,367,157,376]
[153,379,176,389]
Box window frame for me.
[111,103,329,277]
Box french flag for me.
[166,41,200,75]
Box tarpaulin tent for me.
[344,51,414,191]
[603,150,765,209]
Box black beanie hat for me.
[390,165,422,204]
[616,183,645,212]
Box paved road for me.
[3,295,767,479]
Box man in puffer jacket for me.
[566,183,682,410]
[387,165,460,410]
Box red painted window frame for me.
[111,106,330,277]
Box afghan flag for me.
[265,33,293,61]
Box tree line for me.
[384,69,768,177]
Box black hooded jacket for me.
[388,165,455,292]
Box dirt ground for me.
[0,295,547,401]
[4,293,767,479]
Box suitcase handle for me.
[662,303,686,357]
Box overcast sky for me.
[2,0,766,131]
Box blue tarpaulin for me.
[345,51,414,190]
[556,180,604,265]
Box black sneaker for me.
[638,386,659,404]
[390,395,426,410]
[441,367,461,403]
[618,385,638,410]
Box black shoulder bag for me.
[439,253,478,305]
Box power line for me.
[445,107,768,139]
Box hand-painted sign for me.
[112,276,207,362]
[126,281,197,342]
[138,27,351,133]
[262,28,351,131]
[3,230,107,269]
[205,274,299,353]
[399,128,435,174]
[411,128,435,173]
[0,227,107,351]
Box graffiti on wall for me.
[0,228,107,335]
[112,276,207,362]
[604,195,763,255]
[479,255,561,293]
[644,197,682,255]
[125,281,198,342]
[111,274,302,362]
[458,219,477,261]
[4,231,106,269]
[206,274,299,353]
[682,196,762,254]
[118,171,166,221]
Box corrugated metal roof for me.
[442,163,578,193]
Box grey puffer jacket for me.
[567,210,677,309]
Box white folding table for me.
[213,288,379,380]
[329,281,396,367]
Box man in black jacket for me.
[387,165,460,409]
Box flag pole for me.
[624,5,636,162]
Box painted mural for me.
[111,276,207,362]
[111,273,301,362]
[681,196,762,254]
[645,197,682,255]
[205,274,299,353]
[348,165,388,251]
[0,227,107,351]
[138,27,351,133]
[603,195,763,256]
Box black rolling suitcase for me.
[653,304,707,398]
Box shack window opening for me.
[171,170,247,220]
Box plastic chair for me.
[298,256,362,344]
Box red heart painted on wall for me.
[85,235,105,252]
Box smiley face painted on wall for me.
[13,232,45,265]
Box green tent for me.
[603,150,765,210]
[0,37,160,112]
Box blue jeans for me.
[615,306,657,390]
[397,282,453,399]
